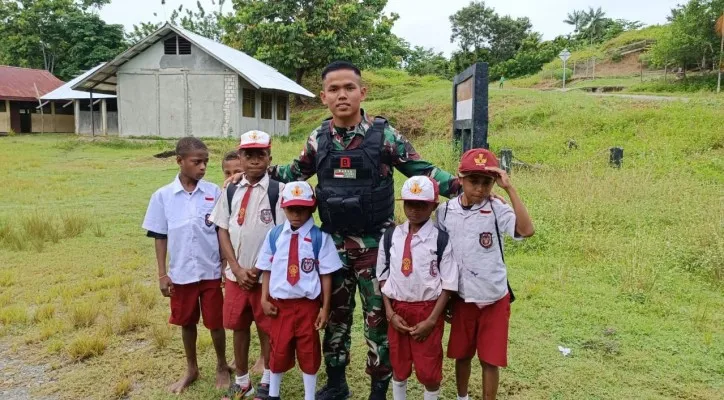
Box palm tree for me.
[563,10,585,34]
[582,7,607,45]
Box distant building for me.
[41,64,118,136]
[73,23,314,138]
[0,66,64,134]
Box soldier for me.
[229,61,461,400]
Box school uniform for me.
[256,217,342,375]
[437,195,520,367]
[142,175,223,329]
[209,173,284,333]
[376,218,458,387]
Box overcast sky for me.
[100,0,681,55]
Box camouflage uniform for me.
[270,110,460,381]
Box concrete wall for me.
[237,82,291,136]
[77,111,118,135]
[117,34,239,137]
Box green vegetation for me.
[0,83,722,398]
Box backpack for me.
[226,179,280,224]
[440,199,516,303]
[379,225,449,279]
[267,224,324,272]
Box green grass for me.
[0,84,722,399]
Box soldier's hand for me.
[223,172,243,189]
[390,314,412,334]
[261,299,278,317]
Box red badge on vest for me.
[301,258,316,273]
[480,232,493,248]
[340,157,351,168]
[260,209,273,224]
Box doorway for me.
[19,108,31,133]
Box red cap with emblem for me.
[458,148,499,177]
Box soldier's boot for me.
[368,378,390,400]
[315,366,351,400]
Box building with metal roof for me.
[0,66,65,134]
[72,23,314,137]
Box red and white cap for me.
[237,130,272,149]
[281,181,317,208]
[458,148,499,177]
[398,176,439,203]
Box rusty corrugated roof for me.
[0,65,64,101]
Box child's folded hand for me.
[410,319,436,342]
[390,314,412,334]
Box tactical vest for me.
[315,117,395,236]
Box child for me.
[220,149,266,376]
[142,137,231,394]
[209,131,284,400]
[256,181,342,400]
[376,176,458,400]
[222,151,244,180]
[437,148,534,400]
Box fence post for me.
[592,57,596,80]
[641,61,644,83]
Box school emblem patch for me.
[260,209,273,224]
[429,260,438,277]
[301,258,316,273]
[480,232,493,248]
[205,213,213,227]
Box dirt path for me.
[0,341,57,400]
[589,93,691,102]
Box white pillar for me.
[74,100,80,134]
[5,100,10,132]
[101,99,108,136]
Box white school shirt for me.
[376,220,458,302]
[256,218,343,300]
[208,174,285,282]
[142,175,222,285]
[436,196,521,305]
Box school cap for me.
[281,181,316,208]
[238,130,272,149]
[398,176,439,203]
[458,148,499,177]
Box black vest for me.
[314,117,395,236]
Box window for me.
[164,36,191,55]
[54,102,74,115]
[260,93,273,120]
[0,101,5,113]
[276,95,287,120]
[242,89,256,118]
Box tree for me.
[449,1,532,72]
[0,0,126,80]
[581,7,607,45]
[222,0,406,88]
[649,0,723,72]
[127,0,229,44]
[564,10,586,34]
[716,12,723,92]
[403,46,451,79]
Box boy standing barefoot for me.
[142,137,231,393]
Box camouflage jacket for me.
[270,110,460,249]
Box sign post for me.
[559,49,571,90]
[452,62,489,153]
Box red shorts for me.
[268,298,321,374]
[223,282,269,333]
[169,279,223,330]
[447,293,510,367]
[388,300,444,386]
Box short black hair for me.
[223,151,240,162]
[175,137,207,157]
[321,61,361,80]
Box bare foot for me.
[215,364,232,390]
[251,357,265,374]
[168,367,199,394]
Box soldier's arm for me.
[268,130,318,183]
[386,127,462,198]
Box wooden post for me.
[500,148,513,174]
[101,99,107,136]
[641,61,644,83]
[89,91,94,137]
[664,65,668,83]
[609,147,623,168]
[4,100,10,133]
[592,57,596,80]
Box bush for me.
[67,334,107,360]
[611,51,624,62]
[629,75,718,93]
[553,68,574,82]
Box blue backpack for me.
[267,224,324,272]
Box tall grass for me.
[67,333,107,361]
[62,214,88,238]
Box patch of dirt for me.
[0,342,57,400]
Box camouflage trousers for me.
[322,246,392,381]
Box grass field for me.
[0,86,722,399]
